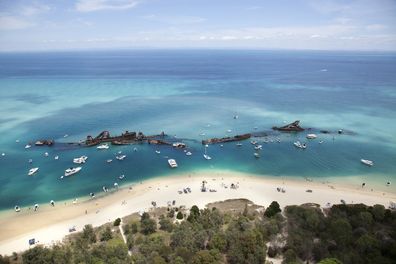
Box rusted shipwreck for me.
[202,133,251,145]
[85,131,165,146]
[272,120,305,132]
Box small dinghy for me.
[361,159,374,166]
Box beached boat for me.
[97,143,109,150]
[64,167,82,177]
[294,141,307,149]
[168,159,178,168]
[273,120,305,132]
[361,159,374,166]
[73,155,88,164]
[28,167,39,176]
[306,134,317,139]
[116,154,126,160]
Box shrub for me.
[264,201,281,218]
[176,211,184,220]
[113,218,121,226]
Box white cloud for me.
[20,4,51,16]
[366,24,387,31]
[0,16,34,30]
[142,14,206,24]
[76,0,139,12]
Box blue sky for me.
[0,0,395,51]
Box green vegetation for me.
[2,201,395,264]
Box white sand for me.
[0,170,394,255]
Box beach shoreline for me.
[0,169,395,255]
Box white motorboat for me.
[25,144,31,149]
[116,154,126,161]
[186,151,192,156]
[254,145,263,150]
[254,153,260,158]
[172,142,186,148]
[203,154,212,160]
[54,155,59,160]
[236,143,243,147]
[155,150,161,154]
[1,153,5,156]
[28,167,39,176]
[44,152,49,157]
[119,174,125,180]
[97,143,109,150]
[106,159,113,163]
[361,159,374,166]
[294,141,307,149]
[203,145,211,160]
[73,155,88,164]
[64,167,82,177]
[227,129,232,133]
[168,159,178,168]
[250,141,257,145]
[306,134,317,139]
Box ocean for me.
[0,49,395,210]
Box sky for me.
[0,0,395,51]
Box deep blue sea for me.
[0,50,395,210]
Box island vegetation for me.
[0,199,395,264]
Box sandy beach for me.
[0,169,395,255]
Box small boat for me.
[1,153,5,156]
[319,140,324,144]
[28,167,39,176]
[294,141,307,149]
[16,139,20,143]
[155,150,161,154]
[199,133,206,136]
[44,152,49,157]
[361,159,374,166]
[306,134,317,139]
[203,154,212,160]
[114,182,119,188]
[54,155,59,160]
[254,153,260,158]
[97,143,109,150]
[168,159,178,168]
[73,155,88,164]
[254,145,262,150]
[133,147,138,152]
[227,129,232,133]
[250,141,257,145]
[106,159,113,163]
[116,154,126,161]
[28,159,33,163]
[203,145,211,160]
[64,167,82,177]
[119,174,125,180]
[233,115,238,119]
[63,134,68,138]
[236,143,243,147]
[386,181,391,186]
[25,144,31,149]
[15,206,20,212]
[117,151,122,154]
[186,151,192,156]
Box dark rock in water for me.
[272,120,305,132]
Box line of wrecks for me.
[31,120,354,149]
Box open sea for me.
[0,49,395,211]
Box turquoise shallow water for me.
[0,50,395,210]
